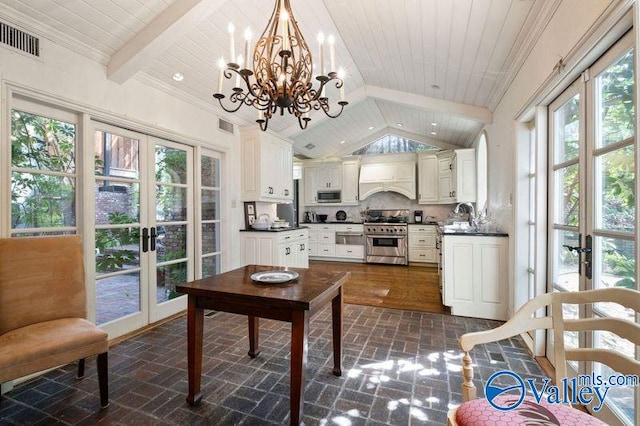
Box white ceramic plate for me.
[250,270,299,284]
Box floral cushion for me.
[455,395,607,425]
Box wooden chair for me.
[0,235,109,408]
[448,287,640,425]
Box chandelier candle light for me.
[213,0,348,131]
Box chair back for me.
[458,288,640,402]
[0,235,87,335]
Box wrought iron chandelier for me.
[213,0,348,131]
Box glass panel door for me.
[150,139,192,321]
[93,125,146,334]
[199,150,222,278]
[548,83,583,366]
[548,32,636,425]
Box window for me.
[10,104,77,236]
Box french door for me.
[92,122,192,337]
[548,32,636,424]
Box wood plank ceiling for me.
[0,0,560,158]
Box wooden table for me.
[176,265,349,426]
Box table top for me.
[176,265,349,311]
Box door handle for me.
[150,227,157,251]
[142,227,149,253]
[562,245,592,254]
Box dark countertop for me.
[302,221,364,225]
[409,222,440,225]
[240,226,309,233]
[440,228,508,237]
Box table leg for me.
[186,295,203,406]
[331,287,343,376]
[248,315,260,358]
[290,310,309,426]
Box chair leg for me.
[97,352,109,409]
[77,358,85,379]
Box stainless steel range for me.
[364,209,409,265]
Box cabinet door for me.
[341,161,359,204]
[418,154,439,203]
[260,138,279,199]
[303,167,319,205]
[454,150,477,202]
[327,164,342,189]
[279,141,293,200]
[277,242,291,267]
[437,153,455,203]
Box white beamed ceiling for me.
[0,0,558,156]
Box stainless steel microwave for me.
[317,190,341,203]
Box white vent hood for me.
[359,160,416,200]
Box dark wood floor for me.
[310,260,449,314]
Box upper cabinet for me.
[241,128,293,203]
[303,161,359,206]
[418,149,476,204]
[417,154,439,203]
[341,160,360,205]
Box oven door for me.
[366,235,407,258]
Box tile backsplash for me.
[302,191,456,223]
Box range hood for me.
[358,161,416,200]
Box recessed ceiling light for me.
[368,126,374,130]
[431,84,440,90]
[430,122,438,126]
[430,131,437,136]
[396,123,403,127]
[340,140,346,144]
[172,72,184,82]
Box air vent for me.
[218,118,234,134]
[0,21,39,57]
[304,143,316,150]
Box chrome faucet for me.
[454,202,476,227]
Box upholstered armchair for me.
[448,288,640,425]
[0,235,109,408]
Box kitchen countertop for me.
[240,226,309,232]
[302,221,364,225]
[439,226,508,237]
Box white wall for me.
[0,35,245,270]
[482,0,614,313]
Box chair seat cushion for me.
[0,318,108,382]
[455,395,607,425]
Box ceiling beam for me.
[365,85,493,124]
[107,0,226,84]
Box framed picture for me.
[244,202,257,230]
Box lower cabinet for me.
[240,229,309,268]
[442,235,508,321]
[306,224,365,261]
[408,225,437,263]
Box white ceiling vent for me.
[304,143,316,150]
[218,118,234,134]
[0,21,39,57]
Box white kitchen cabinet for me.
[341,160,360,205]
[241,128,293,202]
[417,154,439,204]
[303,163,342,205]
[442,234,508,320]
[240,229,308,268]
[433,149,476,204]
[454,149,477,203]
[306,224,365,261]
[437,151,456,203]
[408,225,437,263]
